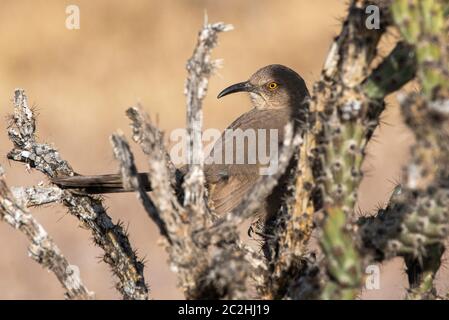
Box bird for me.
[52,64,310,223]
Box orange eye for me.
[268,82,278,90]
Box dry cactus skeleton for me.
[1,0,449,299]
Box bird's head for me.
[217,64,309,109]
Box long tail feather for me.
[52,173,152,194]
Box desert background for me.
[0,0,446,299]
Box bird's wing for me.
[207,173,258,215]
[204,108,290,215]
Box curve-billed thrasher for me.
[53,64,309,220]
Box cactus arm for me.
[363,42,417,100]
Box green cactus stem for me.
[363,42,417,100]
[392,0,449,100]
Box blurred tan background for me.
[0,0,444,299]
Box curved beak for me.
[217,81,253,99]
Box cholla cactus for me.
[280,0,449,300]
[315,0,449,299]
[392,0,449,100]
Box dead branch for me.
[0,165,93,300]
[11,185,63,207]
[126,104,255,299]
[7,89,148,300]
[123,20,263,299]
[110,132,170,240]
[126,106,185,240]
[183,18,233,219]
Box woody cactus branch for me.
[0,165,93,300]
[248,119,310,299]
[126,106,186,242]
[123,21,260,299]
[183,18,233,219]
[127,100,255,300]
[11,185,63,207]
[110,131,170,240]
[125,107,202,296]
[7,89,148,300]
